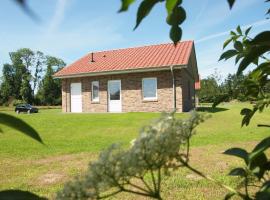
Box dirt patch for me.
[185,174,203,181]
[36,172,66,185]
[34,152,96,165]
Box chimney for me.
[91,52,95,62]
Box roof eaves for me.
[54,64,187,79]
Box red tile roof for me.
[54,41,194,77]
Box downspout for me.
[65,79,68,112]
[170,66,176,111]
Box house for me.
[54,41,199,113]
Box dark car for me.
[15,104,38,114]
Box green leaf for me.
[15,0,40,22]
[223,38,233,49]
[245,26,252,36]
[219,49,238,61]
[260,181,270,192]
[250,137,270,161]
[249,152,268,179]
[166,0,180,14]
[0,189,46,200]
[212,94,230,108]
[237,45,270,75]
[250,31,270,46]
[256,191,270,200]
[267,8,270,15]
[234,41,243,52]
[134,0,159,30]
[230,31,236,36]
[223,148,249,164]
[228,167,246,177]
[224,192,236,200]
[257,62,270,75]
[235,54,243,64]
[118,0,136,12]
[170,25,182,44]
[236,25,242,35]
[166,6,186,26]
[240,107,257,126]
[227,0,236,9]
[0,113,43,144]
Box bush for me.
[12,99,26,106]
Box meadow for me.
[0,102,269,199]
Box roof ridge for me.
[89,40,194,54]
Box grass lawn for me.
[0,102,269,199]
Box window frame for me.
[91,81,100,102]
[142,77,158,101]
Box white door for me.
[108,80,122,112]
[70,83,82,113]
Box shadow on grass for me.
[196,106,229,113]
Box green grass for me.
[0,102,269,199]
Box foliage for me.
[0,112,43,143]
[217,4,270,200]
[57,112,206,199]
[11,99,27,106]
[20,72,33,104]
[198,72,250,103]
[36,56,65,105]
[119,0,186,44]
[218,26,270,126]
[0,49,65,106]
[198,77,220,103]
[8,0,270,199]
[0,189,47,200]
[224,137,270,199]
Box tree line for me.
[198,71,270,104]
[0,48,65,106]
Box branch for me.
[257,124,270,128]
[134,175,154,194]
[122,188,154,198]
[150,168,157,193]
[98,190,122,199]
[127,181,151,194]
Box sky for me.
[0,0,269,79]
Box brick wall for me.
[61,70,186,113]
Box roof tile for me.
[54,41,193,77]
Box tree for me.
[0,49,64,105]
[222,73,247,101]
[9,51,28,99]
[37,56,65,105]
[198,77,220,103]
[0,64,15,104]
[20,72,33,104]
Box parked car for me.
[15,104,38,114]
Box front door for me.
[70,82,82,113]
[108,80,122,112]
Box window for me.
[142,78,157,100]
[92,81,99,102]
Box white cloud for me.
[46,0,69,35]
[196,19,270,44]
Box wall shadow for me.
[196,106,229,113]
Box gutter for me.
[53,65,186,79]
[170,66,176,111]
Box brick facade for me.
[61,69,195,113]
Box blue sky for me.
[0,0,269,79]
